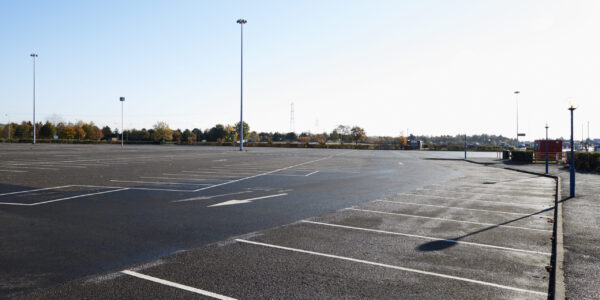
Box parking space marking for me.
[427,183,554,191]
[0,188,130,206]
[414,188,552,198]
[0,185,74,197]
[0,169,28,173]
[346,208,552,232]
[140,177,218,181]
[397,193,551,207]
[192,154,342,193]
[121,270,236,300]
[375,200,534,216]
[301,220,550,255]
[109,180,211,186]
[235,239,547,296]
[181,170,218,174]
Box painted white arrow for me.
[208,193,288,207]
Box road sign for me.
[518,133,526,136]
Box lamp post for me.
[237,18,247,151]
[120,97,125,147]
[464,134,467,160]
[4,114,9,142]
[514,91,520,148]
[545,123,549,174]
[568,105,576,197]
[31,53,38,144]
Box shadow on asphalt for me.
[416,205,556,252]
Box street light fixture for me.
[4,114,9,142]
[514,91,520,148]
[237,18,247,151]
[31,53,38,144]
[120,97,125,147]
[545,123,549,174]
[568,104,576,197]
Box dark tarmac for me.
[0,145,555,299]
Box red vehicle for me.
[534,139,563,161]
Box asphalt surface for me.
[489,160,600,300]
[0,145,557,299]
[0,144,460,298]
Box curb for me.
[465,160,566,300]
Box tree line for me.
[0,121,374,145]
[1,120,518,147]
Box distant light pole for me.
[568,105,576,197]
[464,134,467,160]
[514,91,520,148]
[120,97,125,147]
[545,123,549,174]
[237,18,247,151]
[4,114,9,142]
[31,53,38,144]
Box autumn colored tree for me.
[172,129,183,143]
[152,121,173,142]
[74,126,86,140]
[58,125,76,139]
[298,136,311,143]
[398,136,408,147]
[314,133,327,146]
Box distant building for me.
[408,140,423,150]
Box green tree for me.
[152,121,173,142]
[285,132,297,141]
[101,126,112,140]
[182,129,195,143]
[335,125,351,144]
[39,121,57,139]
[233,121,250,140]
[207,124,227,142]
[351,126,366,145]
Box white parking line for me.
[414,188,551,198]
[397,193,551,207]
[0,188,130,206]
[191,154,343,192]
[121,270,236,300]
[375,200,534,216]
[346,208,552,232]
[110,180,211,186]
[140,177,219,181]
[301,220,550,255]
[0,169,28,173]
[235,239,547,296]
[305,170,319,176]
[0,185,74,197]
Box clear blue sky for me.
[1,0,598,139]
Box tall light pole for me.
[514,91,520,148]
[4,114,9,142]
[31,53,38,144]
[464,134,467,160]
[545,123,549,174]
[568,104,576,197]
[120,97,125,147]
[237,18,247,151]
